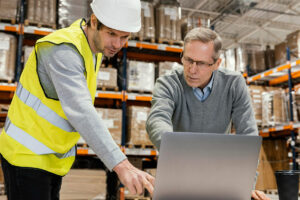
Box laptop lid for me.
[153,132,262,200]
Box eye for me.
[108,31,115,36]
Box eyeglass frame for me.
[180,51,217,68]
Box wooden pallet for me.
[0,79,14,84]
[127,90,152,94]
[126,144,154,149]
[97,86,119,92]
[0,184,5,196]
[158,38,183,46]
[0,17,16,25]
[24,19,56,29]
[265,189,300,196]
[125,196,151,200]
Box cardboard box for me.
[97,68,118,89]
[127,106,153,146]
[275,42,287,66]
[27,0,56,25]
[156,3,182,42]
[255,139,289,190]
[248,85,265,126]
[286,30,300,61]
[24,45,34,65]
[132,1,155,41]
[0,0,19,20]
[158,61,183,77]
[262,88,288,127]
[96,108,122,145]
[58,0,92,28]
[127,61,155,93]
[0,33,16,81]
[264,46,275,69]
[253,51,266,74]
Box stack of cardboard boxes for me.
[127,106,153,147]
[156,2,182,43]
[96,108,122,145]
[127,61,155,93]
[131,1,155,42]
[26,0,56,27]
[97,68,118,90]
[58,0,92,28]
[256,139,289,190]
[0,0,19,22]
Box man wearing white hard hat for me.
[0,0,155,199]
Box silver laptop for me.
[153,132,262,200]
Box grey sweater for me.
[146,68,258,150]
[37,43,126,171]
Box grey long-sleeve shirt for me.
[146,68,258,150]
[36,43,126,171]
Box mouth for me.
[187,76,198,81]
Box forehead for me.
[101,25,130,37]
[184,40,215,61]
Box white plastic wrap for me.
[0,0,19,20]
[24,46,34,65]
[225,49,236,72]
[27,0,56,25]
[156,4,182,42]
[158,61,183,77]
[58,0,92,28]
[0,33,16,81]
[127,61,155,93]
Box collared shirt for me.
[193,73,214,102]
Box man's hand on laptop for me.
[251,190,270,200]
[113,159,155,196]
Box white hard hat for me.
[90,0,141,33]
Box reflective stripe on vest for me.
[4,117,76,159]
[16,83,75,133]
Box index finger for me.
[142,177,154,196]
[147,174,155,186]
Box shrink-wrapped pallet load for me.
[274,42,287,66]
[158,61,183,77]
[286,30,300,61]
[24,45,34,65]
[97,67,118,90]
[58,0,92,28]
[26,0,56,27]
[127,106,152,147]
[131,1,155,42]
[0,0,19,23]
[127,61,155,93]
[156,1,182,43]
[248,85,265,127]
[262,89,288,127]
[225,48,236,72]
[96,108,122,145]
[0,33,17,82]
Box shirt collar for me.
[193,72,215,92]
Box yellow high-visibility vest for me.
[0,19,102,176]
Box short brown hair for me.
[183,27,222,61]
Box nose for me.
[189,62,197,73]
[112,37,122,49]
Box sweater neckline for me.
[182,70,219,104]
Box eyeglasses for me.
[182,56,216,68]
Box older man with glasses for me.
[146,27,270,200]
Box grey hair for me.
[183,27,222,61]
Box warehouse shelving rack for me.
[247,48,299,170]
[0,30,182,158]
